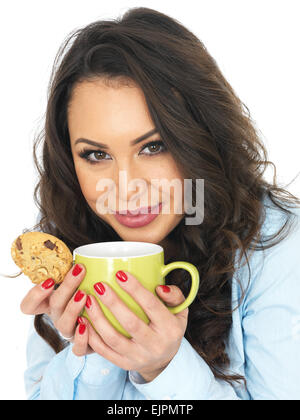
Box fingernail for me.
[79,324,86,335]
[42,278,55,290]
[85,295,92,309]
[72,264,83,276]
[116,270,128,282]
[94,282,105,295]
[74,290,85,302]
[77,316,84,324]
[160,285,171,293]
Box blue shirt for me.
[24,196,300,400]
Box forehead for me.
[67,78,155,143]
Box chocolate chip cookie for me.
[11,232,73,284]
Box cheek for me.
[145,156,182,180]
[152,160,185,206]
[75,165,100,203]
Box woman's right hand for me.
[20,263,87,341]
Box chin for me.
[114,227,168,245]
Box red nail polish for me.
[116,270,128,282]
[85,295,92,309]
[77,317,84,324]
[79,324,86,335]
[94,282,105,295]
[72,264,83,276]
[160,285,171,293]
[74,290,85,302]
[42,278,55,290]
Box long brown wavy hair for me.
[30,7,300,385]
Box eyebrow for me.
[74,128,159,149]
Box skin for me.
[20,77,189,383]
[68,77,185,247]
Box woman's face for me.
[68,77,185,245]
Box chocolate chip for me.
[44,240,56,250]
[16,237,23,250]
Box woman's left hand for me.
[84,270,189,382]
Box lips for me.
[114,203,162,228]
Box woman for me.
[21,7,300,400]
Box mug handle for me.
[160,261,200,314]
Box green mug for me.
[74,241,200,338]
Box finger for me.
[156,284,189,323]
[115,271,176,328]
[93,282,156,344]
[20,278,56,315]
[56,289,87,339]
[72,318,89,357]
[49,264,86,319]
[155,284,186,306]
[86,317,128,370]
[85,294,136,355]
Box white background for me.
[0,0,299,400]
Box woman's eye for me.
[90,151,110,161]
[79,149,111,164]
[139,141,166,156]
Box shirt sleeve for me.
[39,345,128,400]
[124,337,241,400]
[24,316,127,400]
[239,206,300,399]
[24,316,56,400]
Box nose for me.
[116,169,149,207]
[111,157,149,208]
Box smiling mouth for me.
[113,203,163,228]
